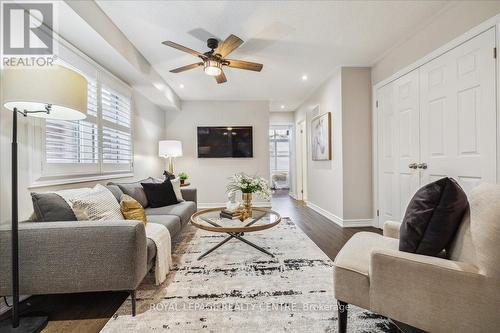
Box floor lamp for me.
[0,65,87,332]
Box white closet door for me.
[419,28,496,193]
[378,69,420,226]
[378,83,398,225]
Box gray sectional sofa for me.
[0,178,197,316]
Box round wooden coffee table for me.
[190,207,281,260]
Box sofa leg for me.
[130,290,136,317]
[337,300,348,333]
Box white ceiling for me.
[96,0,449,112]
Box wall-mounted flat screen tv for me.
[197,126,253,158]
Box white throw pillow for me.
[70,184,124,221]
[171,178,184,202]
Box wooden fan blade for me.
[169,62,203,73]
[162,41,202,57]
[215,70,227,84]
[215,34,243,57]
[225,59,263,72]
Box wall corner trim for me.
[306,201,374,228]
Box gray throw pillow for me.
[31,192,77,222]
[105,184,124,202]
[108,177,158,207]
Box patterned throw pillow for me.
[70,184,124,221]
[120,194,147,225]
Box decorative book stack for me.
[220,209,241,220]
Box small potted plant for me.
[178,172,188,185]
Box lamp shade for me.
[159,140,183,157]
[2,65,87,120]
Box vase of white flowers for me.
[227,173,271,216]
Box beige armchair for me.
[333,183,500,333]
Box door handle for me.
[408,163,418,169]
[417,163,428,169]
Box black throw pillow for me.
[141,180,178,208]
[399,177,468,256]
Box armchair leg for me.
[337,300,348,333]
[130,290,136,317]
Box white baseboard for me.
[198,202,272,209]
[305,202,374,228]
[288,192,299,200]
[342,218,375,228]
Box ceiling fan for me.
[162,34,263,84]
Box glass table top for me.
[190,207,281,233]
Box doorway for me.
[269,125,292,193]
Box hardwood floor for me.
[1,190,381,333]
[271,190,381,261]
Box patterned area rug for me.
[101,218,398,332]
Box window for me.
[45,79,98,165]
[42,62,133,180]
[101,86,132,168]
[269,128,291,173]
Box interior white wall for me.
[294,68,344,219]
[0,90,166,223]
[164,101,270,207]
[270,112,295,124]
[372,1,500,84]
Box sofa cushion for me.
[145,201,196,225]
[399,177,468,256]
[141,180,178,208]
[147,215,182,236]
[31,192,77,222]
[334,232,399,276]
[333,232,398,309]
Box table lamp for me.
[159,140,183,174]
[0,65,87,333]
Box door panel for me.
[394,70,421,219]
[377,69,420,226]
[378,83,397,224]
[419,28,496,192]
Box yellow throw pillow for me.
[120,194,147,225]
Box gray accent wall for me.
[341,68,372,220]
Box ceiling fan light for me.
[204,60,222,76]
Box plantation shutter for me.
[101,84,133,173]
[43,77,99,176]
[38,37,134,184]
